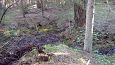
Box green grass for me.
[3,29,20,37]
[94,54,115,65]
[44,43,115,65]
[44,43,81,53]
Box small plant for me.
[94,53,115,65]
[112,35,115,41]
[3,29,20,37]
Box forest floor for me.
[0,3,115,65]
[3,3,115,34]
[12,44,100,65]
[94,3,115,33]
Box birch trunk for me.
[84,0,95,53]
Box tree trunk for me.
[0,1,2,21]
[84,0,95,53]
[36,0,44,16]
[41,0,44,17]
[74,3,86,28]
[20,0,27,18]
[37,0,42,8]
[0,0,3,10]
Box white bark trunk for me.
[84,0,95,53]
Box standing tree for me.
[74,3,86,28]
[37,0,42,8]
[20,0,28,18]
[74,0,87,29]
[36,0,44,16]
[84,0,95,53]
[0,0,3,13]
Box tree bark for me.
[36,0,44,16]
[84,0,95,53]
[0,0,3,10]
[41,0,44,17]
[37,0,42,8]
[20,0,27,18]
[74,3,86,28]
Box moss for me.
[94,52,115,65]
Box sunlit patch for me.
[53,52,70,56]
[78,58,90,65]
[29,5,37,9]
[39,28,49,32]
